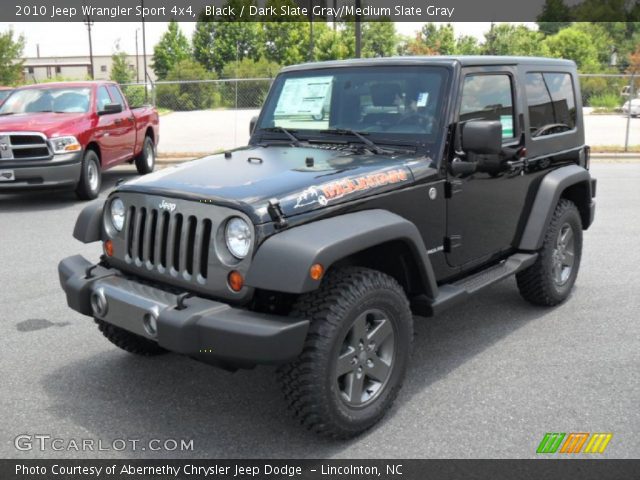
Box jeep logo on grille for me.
[158,200,177,212]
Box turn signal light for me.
[310,263,324,281]
[65,144,82,152]
[228,271,244,292]
[103,240,114,257]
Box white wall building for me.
[21,54,155,83]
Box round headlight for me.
[225,217,252,259]
[110,198,125,232]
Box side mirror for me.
[461,120,502,155]
[250,115,258,135]
[100,103,123,115]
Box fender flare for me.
[245,209,439,298]
[73,201,103,243]
[519,164,593,251]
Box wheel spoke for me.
[345,372,365,405]
[336,348,355,377]
[367,357,391,382]
[350,312,368,344]
[563,250,575,267]
[561,226,573,247]
[367,317,393,346]
[553,261,563,284]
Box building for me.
[21,54,156,83]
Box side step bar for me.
[412,253,538,317]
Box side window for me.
[525,72,576,137]
[107,85,126,107]
[96,86,111,113]
[460,74,514,139]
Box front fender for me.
[73,201,103,243]
[245,209,438,297]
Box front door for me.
[445,68,531,268]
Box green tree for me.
[192,0,263,74]
[0,29,25,86]
[156,59,219,111]
[542,25,601,71]
[313,22,349,61]
[412,23,456,55]
[337,21,398,58]
[262,0,310,65]
[110,43,133,84]
[537,0,571,35]
[455,35,481,55]
[152,20,191,80]
[483,24,548,56]
[221,58,280,108]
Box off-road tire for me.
[277,267,413,439]
[517,199,582,306]
[75,149,101,200]
[135,136,155,175]
[95,319,167,356]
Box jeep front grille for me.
[124,206,213,281]
[0,132,50,160]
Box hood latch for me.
[267,198,287,229]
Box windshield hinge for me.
[444,180,463,198]
[267,198,287,229]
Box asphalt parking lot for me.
[1,162,639,459]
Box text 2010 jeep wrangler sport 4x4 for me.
[59,56,596,438]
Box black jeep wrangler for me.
[59,56,596,438]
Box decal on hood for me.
[293,167,410,210]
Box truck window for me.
[525,72,576,137]
[0,87,91,114]
[107,85,126,108]
[459,74,514,139]
[97,86,112,113]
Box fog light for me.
[104,240,114,257]
[310,263,324,281]
[143,311,158,337]
[90,289,108,317]
[228,270,244,292]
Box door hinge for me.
[444,180,463,198]
[444,235,462,253]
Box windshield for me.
[0,87,91,114]
[0,90,12,103]
[257,66,450,149]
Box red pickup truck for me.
[0,81,159,199]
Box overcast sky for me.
[0,22,534,58]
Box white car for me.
[622,97,640,117]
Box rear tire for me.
[95,319,167,356]
[277,267,413,439]
[75,149,101,200]
[135,136,155,175]
[517,199,582,306]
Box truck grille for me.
[0,133,50,160]
[124,206,213,281]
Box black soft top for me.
[282,56,576,72]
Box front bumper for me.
[0,151,82,190]
[58,255,309,366]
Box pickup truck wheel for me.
[135,136,155,175]
[95,319,167,356]
[517,199,583,306]
[75,150,101,200]
[277,267,413,438]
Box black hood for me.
[117,145,416,223]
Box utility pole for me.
[135,28,140,83]
[355,0,361,58]
[141,0,148,100]
[84,15,94,79]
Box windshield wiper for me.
[0,112,15,116]
[261,126,301,147]
[324,129,385,154]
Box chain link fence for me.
[119,74,638,154]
